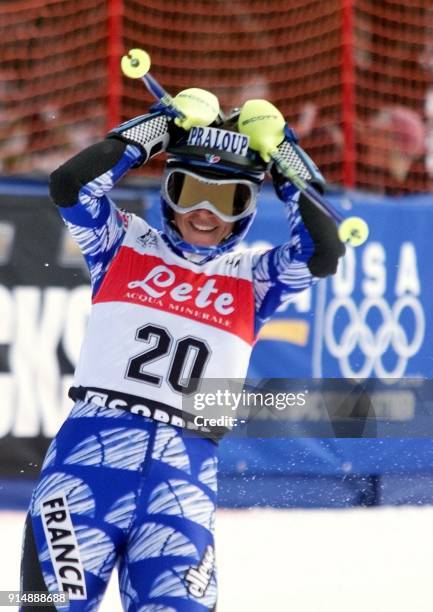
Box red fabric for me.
[93,247,255,344]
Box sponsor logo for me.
[187,126,249,156]
[323,241,425,377]
[80,389,213,434]
[0,284,91,438]
[127,264,235,316]
[136,229,158,249]
[225,255,241,268]
[325,295,424,378]
[205,154,221,164]
[185,545,215,598]
[40,494,87,600]
[94,251,255,344]
[240,113,280,126]
[84,390,108,406]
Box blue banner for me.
[145,185,433,385]
[237,188,433,485]
[2,179,432,508]
[141,186,433,489]
[243,187,432,380]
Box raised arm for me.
[49,110,170,293]
[252,133,345,334]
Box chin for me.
[185,231,220,247]
[190,238,218,248]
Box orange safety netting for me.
[0,0,431,194]
[353,0,432,193]
[0,0,107,175]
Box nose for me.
[191,208,218,221]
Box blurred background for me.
[1,1,433,610]
[1,0,432,192]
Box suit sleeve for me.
[252,136,345,335]
[49,140,142,294]
[252,192,316,335]
[49,110,170,295]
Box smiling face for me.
[173,209,234,247]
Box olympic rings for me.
[324,295,425,377]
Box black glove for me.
[107,109,171,165]
[297,192,346,277]
[271,128,345,278]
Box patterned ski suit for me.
[20,123,326,612]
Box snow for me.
[2,506,432,611]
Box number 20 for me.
[125,324,210,394]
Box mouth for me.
[190,221,218,233]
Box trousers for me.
[21,400,218,612]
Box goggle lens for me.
[165,171,256,220]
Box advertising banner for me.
[0,181,146,479]
[1,180,433,503]
[219,188,433,482]
[244,188,432,381]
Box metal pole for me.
[342,0,356,188]
[107,0,124,130]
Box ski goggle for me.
[162,168,259,222]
